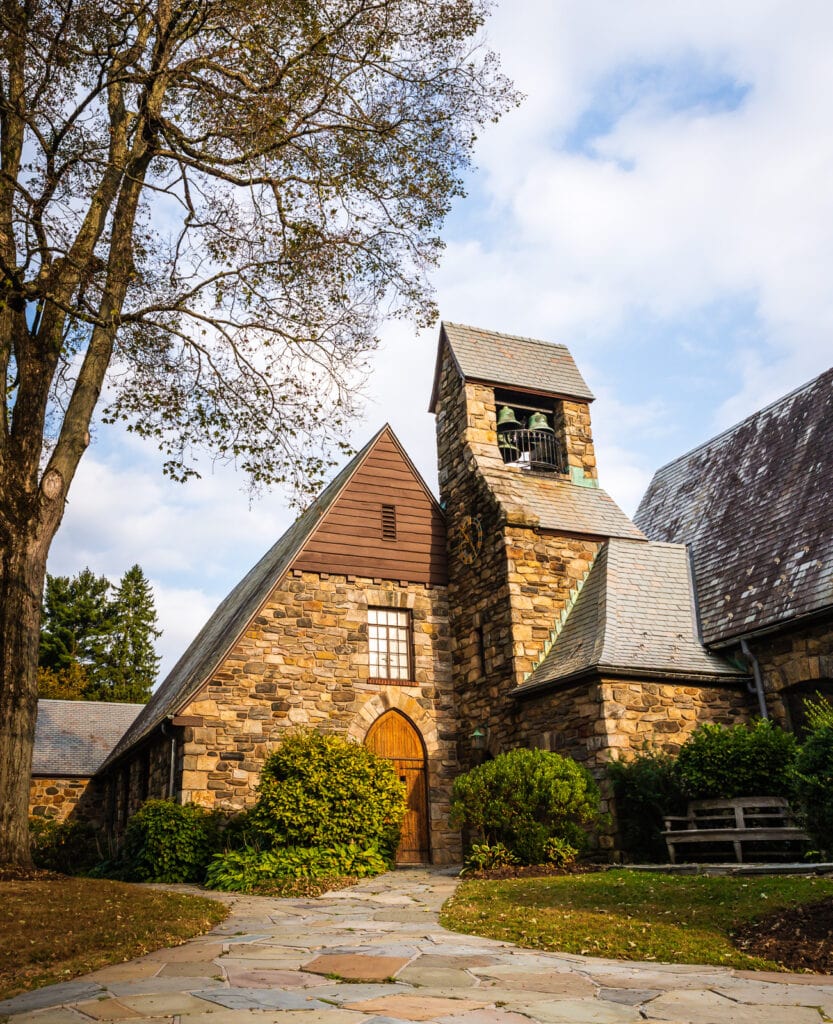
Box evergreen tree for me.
[39,569,114,692]
[39,565,160,704]
[104,566,161,704]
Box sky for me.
[48,0,833,680]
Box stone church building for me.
[30,323,833,863]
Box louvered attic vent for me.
[381,504,397,541]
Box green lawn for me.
[440,870,833,971]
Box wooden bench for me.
[662,797,810,864]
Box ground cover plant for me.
[0,876,227,1000]
[440,870,833,971]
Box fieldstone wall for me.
[744,616,833,729]
[29,775,109,828]
[166,572,460,863]
[434,342,602,764]
[556,399,598,481]
[516,675,755,850]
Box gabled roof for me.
[429,322,595,411]
[33,699,144,776]
[100,426,399,771]
[634,367,833,646]
[517,539,744,694]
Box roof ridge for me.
[441,320,571,352]
[647,365,833,477]
[98,429,387,773]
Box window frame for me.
[367,606,413,684]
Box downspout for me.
[740,638,769,720]
[160,720,177,799]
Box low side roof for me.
[634,367,833,646]
[100,427,390,772]
[517,539,744,693]
[495,472,644,539]
[33,699,144,776]
[429,322,595,410]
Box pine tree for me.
[104,565,161,704]
[39,569,114,693]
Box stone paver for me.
[3,868,833,1024]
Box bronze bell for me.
[496,405,522,431]
[527,411,553,432]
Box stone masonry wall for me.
[516,675,755,851]
[29,775,109,829]
[172,573,460,863]
[556,399,598,482]
[434,342,602,764]
[744,616,833,729]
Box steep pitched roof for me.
[100,426,396,771]
[517,539,744,693]
[33,699,144,775]
[634,368,833,646]
[429,322,595,410]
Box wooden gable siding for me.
[293,429,447,585]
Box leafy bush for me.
[675,720,798,800]
[29,817,103,874]
[460,842,519,875]
[793,724,833,854]
[250,731,406,859]
[116,800,222,883]
[804,696,833,732]
[608,749,686,862]
[543,836,578,868]
[450,747,600,865]
[205,842,388,892]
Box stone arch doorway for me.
[366,710,431,864]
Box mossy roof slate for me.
[634,367,833,646]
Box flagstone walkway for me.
[3,868,833,1024]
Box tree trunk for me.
[0,531,51,867]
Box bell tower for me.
[429,322,640,765]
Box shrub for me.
[205,842,388,892]
[793,724,833,854]
[675,720,798,800]
[450,747,601,865]
[29,817,103,874]
[804,696,833,732]
[460,842,519,875]
[608,749,686,862]
[543,836,578,867]
[116,800,222,883]
[249,731,406,859]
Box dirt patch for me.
[735,895,833,973]
[0,866,63,882]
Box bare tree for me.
[0,0,515,866]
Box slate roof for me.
[100,428,389,772]
[429,322,595,410]
[517,539,744,693]
[494,471,645,539]
[33,699,144,776]
[634,368,833,646]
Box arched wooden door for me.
[366,710,431,864]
